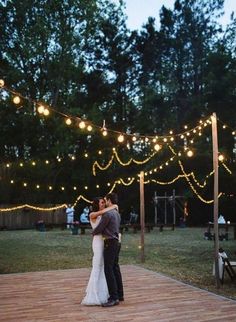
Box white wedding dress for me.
[81,216,109,305]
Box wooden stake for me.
[172,189,176,230]
[164,192,167,224]
[154,191,157,226]
[140,171,145,263]
[211,113,220,288]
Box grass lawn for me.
[0,227,236,300]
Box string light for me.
[37,105,45,114]
[13,96,21,104]
[154,144,161,151]
[0,204,67,212]
[79,120,86,129]
[101,120,108,136]
[117,134,124,143]
[218,154,224,161]
[1,83,234,208]
[0,79,5,87]
[65,118,72,126]
[187,150,194,157]
[3,151,231,210]
[43,108,50,116]
[92,149,157,176]
[178,160,222,204]
[73,195,92,206]
[1,83,215,145]
[221,161,232,174]
[102,129,108,136]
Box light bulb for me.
[13,96,20,104]
[118,134,124,143]
[102,129,108,136]
[218,154,224,162]
[43,108,50,116]
[65,118,72,125]
[187,150,194,157]
[37,105,45,114]
[79,121,86,129]
[154,144,161,151]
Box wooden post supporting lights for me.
[139,171,145,263]
[211,113,220,288]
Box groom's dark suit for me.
[93,208,123,303]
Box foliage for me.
[0,0,236,213]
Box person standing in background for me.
[66,204,74,229]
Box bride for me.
[81,197,117,305]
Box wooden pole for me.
[154,191,157,226]
[140,171,145,263]
[164,192,167,224]
[172,189,176,230]
[211,113,220,288]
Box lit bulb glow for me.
[79,121,86,129]
[65,118,72,125]
[13,96,21,104]
[218,154,224,161]
[0,79,5,87]
[37,105,45,114]
[154,144,161,151]
[187,150,194,157]
[43,108,50,116]
[118,134,124,143]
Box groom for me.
[92,192,124,307]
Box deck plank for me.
[0,265,236,321]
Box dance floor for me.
[1,265,236,321]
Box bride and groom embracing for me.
[81,192,124,307]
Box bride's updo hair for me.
[92,197,104,211]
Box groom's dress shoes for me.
[102,299,119,307]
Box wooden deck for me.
[1,265,236,321]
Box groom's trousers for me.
[104,238,123,301]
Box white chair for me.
[219,249,236,284]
